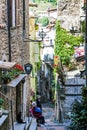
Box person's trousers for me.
[36,116,45,124]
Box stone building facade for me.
[56,0,85,122]
[57,0,85,32]
[0,0,30,128]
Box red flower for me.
[15,64,24,71]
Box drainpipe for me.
[7,0,11,62]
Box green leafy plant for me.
[1,64,25,84]
[68,62,77,71]
[36,16,49,27]
[0,98,4,109]
[55,21,83,66]
[69,86,87,130]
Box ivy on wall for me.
[55,21,83,65]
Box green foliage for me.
[69,86,87,130]
[81,21,85,33]
[68,62,77,71]
[55,21,83,65]
[0,98,4,105]
[32,0,40,3]
[33,0,57,4]
[1,68,25,83]
[0,98,4,108]
[35,62,41,71]
[37,16,49,27]
[48,0,57,5]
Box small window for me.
[16,0,20,25]
[12,0,16,27]
[8,0,16,27]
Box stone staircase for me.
[62,72,85,119]
[10,117,37,130]
[0,92,37,130]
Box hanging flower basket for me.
[1,64,25,84]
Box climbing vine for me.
[55,21,83,66]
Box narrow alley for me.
[36,69,85,130]
[37,102,66,130]
[0,1,86,130]
[9,70,85,130]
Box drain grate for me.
[47,128,55,130]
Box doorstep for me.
[29,118,37,130]
[10,117,32,130]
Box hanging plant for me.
[15,64,24,71]
[1,64,25,84]
[69,86,87,130]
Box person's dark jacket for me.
[36,98,42,110]
[32,106,45,124]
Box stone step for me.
[64,84,84,86]
[65,78,85,85]
[10,122,26,130]
[10,117,32,130]
[24,117,32,130]
[28,118,37,130]
[65,86,82,95]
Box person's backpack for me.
[35,107,42,113]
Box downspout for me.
[7,0,11,62]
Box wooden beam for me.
[29,3,38,7]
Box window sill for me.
[10,25,21,30]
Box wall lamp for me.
[38,28,46,41]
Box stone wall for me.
[0,0,30,63]
[62,77,85,120]
[58,0,85,31]
[0,0,30,127]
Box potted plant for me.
[0,98,4,117]
[1,64,25,84]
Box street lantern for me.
[24,63,33,75]
[38,28,46,41]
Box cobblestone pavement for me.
[37,102,66,130]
